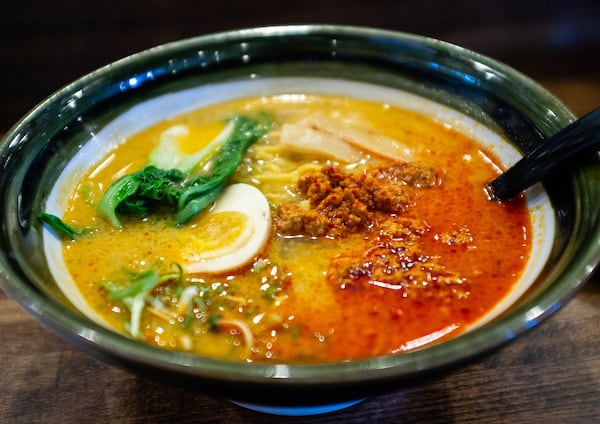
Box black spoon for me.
[486,107,600,201]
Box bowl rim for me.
[1,24,598,395]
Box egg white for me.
[182,183,271,274]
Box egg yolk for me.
[189,211,252,259]
[179,121,226,154]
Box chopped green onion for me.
[104,265,182,339]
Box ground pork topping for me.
[275,163,440,238]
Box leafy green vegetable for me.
[104,265,182,339]
[97,167,185,227]
[37,213,92,240]
[174,181,226,225]
[97,113,272,227]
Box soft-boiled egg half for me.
[148,121,233,173]
[180,183,272,274]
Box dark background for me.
[1,0,600,133]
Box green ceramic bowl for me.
[1,25,599,414]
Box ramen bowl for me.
[1,25,599,415]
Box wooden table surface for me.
[2,3,600,422]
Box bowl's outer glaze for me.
[1,25,599,404]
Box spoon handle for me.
[487,108,600,201]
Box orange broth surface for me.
[59,94,531,363]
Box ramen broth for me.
[54,94,531,363]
